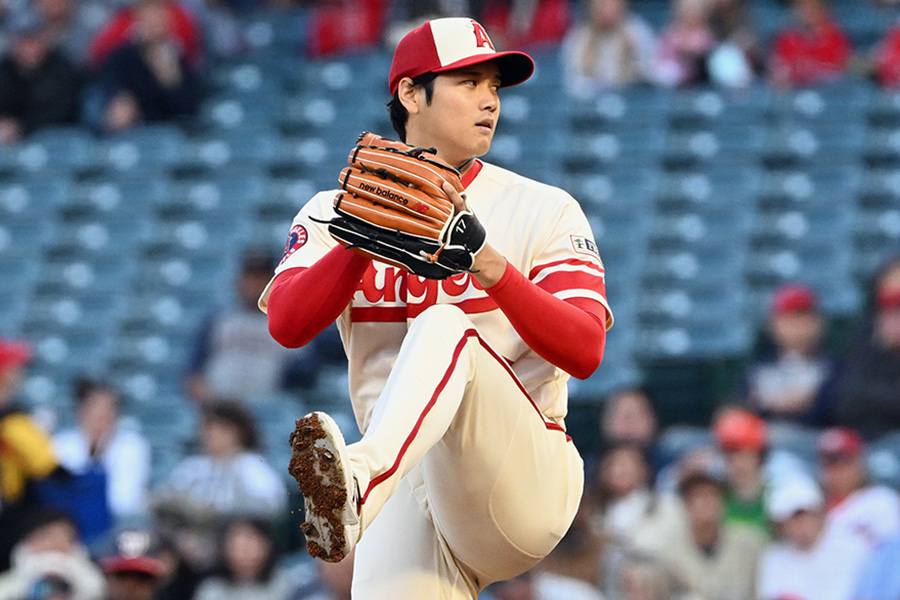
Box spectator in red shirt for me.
[87,0,201,68]
[96,0,203,133]
[874,23,900,88]
[769,0,851,88]
[306,0,388,58]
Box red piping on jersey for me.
[350,306,407,322]
[352,296,499,323]
[529,257,605,280]
[461,159,483,188]
[360,327,568,508]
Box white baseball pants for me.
[345,304,584,599]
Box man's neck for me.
[456,156,476,173]
[692,522,720,552]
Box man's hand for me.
[441,181,506,287]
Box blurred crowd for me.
[3,0,900,145]
[1,244,899,599]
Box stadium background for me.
[2,0,900,513]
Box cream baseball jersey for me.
[260,160,612,432]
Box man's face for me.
[820,453,864,498]
[0,363,24,404]
[683,481,725,529]
[25,521,78,554]
[406,62,502,167]
[602,391,656,444]
[79,389,119,442]
[876,307,900,348]
[11,31,50,71]
[779,509,823,551]
[723,447,763,480]
[105,572,157,600]
[770,311,822,354]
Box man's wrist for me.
[471,244,507,288]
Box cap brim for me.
[100,556,165,578]
[432,50,535,88]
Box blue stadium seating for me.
[8,3,900,498]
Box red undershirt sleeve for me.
[485,261,607,379]
[266,246,372,348]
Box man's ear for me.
[398,78,420,115]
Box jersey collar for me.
[461,159,483,189]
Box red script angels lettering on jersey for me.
[354,266,493,321]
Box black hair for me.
[215,517,278,584]
[387,72,438,142]
[202,399,260,451]
[240,248,276,276]
[74,377,119,408]
[19,507,78,544]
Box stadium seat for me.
[565,167,660,211]
[757,165,864,209]
[95,125,189,172]
[568,87,669,131]
[863,125,900,168]
[244,7,308,53]
[198,87,287,130]
[859,168,900,207]
[13,127,96,174]
[662,125,765,171]
[867,431,900,490]
[163,168,270,220]
[867,92,900,129]
[182,125,282,170]
[656,166,762,209]
[566,126,666,174]
[568,354,643,402]
[0,174,72,218]
[134,246,241,297]
[0,217,57,259]
[766,422,821,466]
[643,241,748,287]
[19,323,116,382]
[657,425,714,465]
[71,173,170,220]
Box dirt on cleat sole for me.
[288,415,350,562]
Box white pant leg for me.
[352,466,480,600]
[348,304,583,597]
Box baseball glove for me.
[325,132,486,280]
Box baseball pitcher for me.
[259,17,613,598]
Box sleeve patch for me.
[280,224,308,265]
[570,235,601,261]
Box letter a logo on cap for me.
[472,20,494,50]
[388,17,535,95]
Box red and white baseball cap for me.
[714,408,767,452]
[817,427,865,459]
[770,283,818,317]
[388,17,534,96]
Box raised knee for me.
[409,304,474,338]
